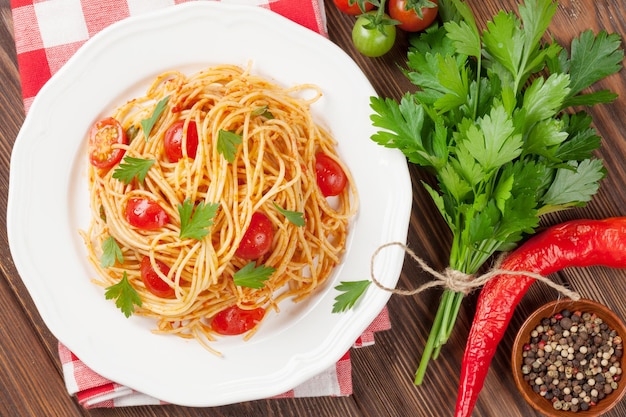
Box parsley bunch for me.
[335,0,623,384]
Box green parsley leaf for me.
[562,30,624,102]
[140,96,169,140]
[370,95,444,169]
[178,199,219,240]
[332,280,371,313]
[521,73,571,127]
[217,129,242,163]
[273,203,305,227]
[99,205,107,221]
[126,125,139,142]
[233,262,276,289]
[459,105,522,172]
[100,236,123,268]
[555,112,601,161]
[112,156,155,184]
[104,272,142,318]
[252,106,274,119]
[540,159,606,214]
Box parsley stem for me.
[415,290,465,384]
[414,290,448,384]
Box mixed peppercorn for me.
[521,308,623,412]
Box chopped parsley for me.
[233,262,276,289]
[104,272,142,318]
[217,129,242,163]
[140,96,169,140]
[100,236,123,268]
[178,199,219,240]
[112,156,155,184]
[273,202,305,227]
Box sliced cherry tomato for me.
[164,120,199,162]
[352,12,397,58]
[125,197,169,230]
[235,212,274,260]
[88,117,127,169]
[389,0,438,32]
[140,256,174,298]
[211,305,265,335]
[315,152,348,197]
[333,0,374,15]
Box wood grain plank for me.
[1,0,626,416]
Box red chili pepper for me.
[454,217,626,417]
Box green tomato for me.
[352,12,396,58]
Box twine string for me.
[370,241,580,300]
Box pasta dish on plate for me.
[81,64,357,353]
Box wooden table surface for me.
[1,0,626,416]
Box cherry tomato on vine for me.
[211,305,266,335]
[235,212,274,260]
[333,0,374,15]
[352,12,397,58]
[389,0,438,32]
[88,117,127,169]
[125,197,170,230]
[164,120,199,162]
[140,256,175,298]
[315,152,348,197]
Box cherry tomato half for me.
[164,120,199,162]
[211,305,265,335]
[140,256,175,298]
[389,0,438,32]
[235,212,274,260]
[88,117,127,169]
[315,152,348,197]
[333,0,374,15]
[352,12,397,58]
[125,197,170,230]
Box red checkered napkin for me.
[11,0,391,407]
[59,308,390,408]
[11,0,328,113]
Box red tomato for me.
[125,197,169,230]
[315,152,348,197]
[140,256,174,298]
[164,120,199,162]
[333,0,374,15]
[88,117,127,169]
[235,212,274,260]
[211,305,265,335]
[389,0,438,32]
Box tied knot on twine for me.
[371,241,580,300]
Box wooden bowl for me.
[511,299,626,417]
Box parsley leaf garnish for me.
[273,202,305,227]
[178,199,219,240]
[217,129,242,163]
[126,125,139,142]
[112,156,155,184]
[104,272,142,318]
[140,96,169,140]
[252,105,275,119]
[233,262,276,289]
[332,280,371,313]
[100,236,123,268]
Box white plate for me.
[7,2,411,407]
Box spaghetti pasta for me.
[82,64,357,351]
